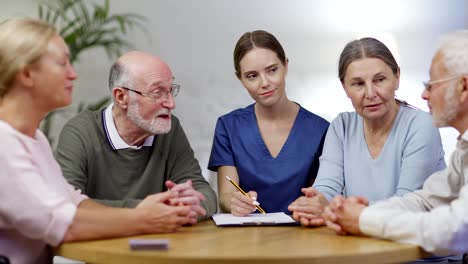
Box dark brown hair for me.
[338,37,399,83]
[233,30,286,78]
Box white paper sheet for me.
[212,212,296,226]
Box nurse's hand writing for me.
[230,191,260,216]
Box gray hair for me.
[338,37,399,84]
[108,61,133,90]
[438,30,468,76]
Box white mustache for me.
[155,111,171,117]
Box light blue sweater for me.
[313,105,446,202]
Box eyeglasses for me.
[422,75,460,92]
[120,84,180,101]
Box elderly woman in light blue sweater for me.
[288,37,446,227]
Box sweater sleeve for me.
[313,114,345,201]
[55,116,89,193]
[360,184,468,255]
[55,114,144,208]
[394,111,446,196]
[166,119,218,218]
[360,139,468,255]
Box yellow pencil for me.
[225,176,266,214]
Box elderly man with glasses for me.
[321,30,468,260]
[55,51,217,224]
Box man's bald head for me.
[108,51,173,91]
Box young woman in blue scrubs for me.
[208,30,329,215]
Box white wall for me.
[2,0,467,188]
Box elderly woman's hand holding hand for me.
[322,196,368,235]
[288,187,329,226]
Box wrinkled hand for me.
[230,190,259,216]
[322,196,368,235]
[288,187,328,226]
[136,191,192,233]
[165,180,207,224]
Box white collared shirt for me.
[360,130,468,255]
[103,104,154,150]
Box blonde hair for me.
[0,18,57,97]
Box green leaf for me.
[87,97,112,111]
[77,101,85,113]
[36,0,148,143]
[38,5,44,19]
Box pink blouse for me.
[0,121,87,263]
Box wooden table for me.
[55,221,426,264]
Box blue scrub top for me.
[208,104,329,214]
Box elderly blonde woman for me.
[0,18,199,264]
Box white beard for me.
[433,83,458,127]
[127,97,171,134]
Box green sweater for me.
[55,109,217,218]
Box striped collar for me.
[102,104,154,150]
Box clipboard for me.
[212,212,298,226]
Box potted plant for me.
[38,0,148,144]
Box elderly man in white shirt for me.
[322,30,468,259]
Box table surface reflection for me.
[55,220,425,264]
